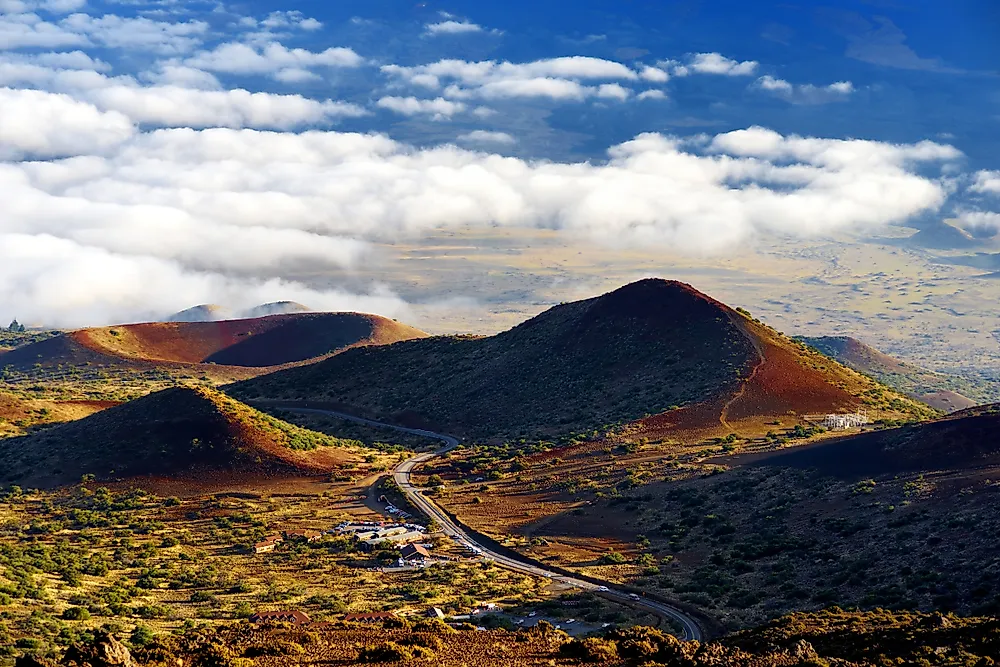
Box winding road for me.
[280,406,705,641]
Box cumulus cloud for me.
[376,96,465,118]
[0,67,367,129]
[383,56,642,102]
[0,233,408,328]
[424,20,485,35]
[0,87,133,159]
[456,130,516,145]
[954,211,1000,235]
[0,11,88,49]
[639,65,669,82]
[676,52,759,76]
[637,89,667,100]
[754,75,855,104]
[970,170,1000,195]
[60,13,209,55]
[185,41,364,81]
[0,0,86,12]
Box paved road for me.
[280,406,704,641]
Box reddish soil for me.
[1,312,427,372]
[0,386,366,488]
[627,312,867,443]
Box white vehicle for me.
[565,619,575,624]
[629,593,640,601]
[528,611,537,617]
[597,586,610,592]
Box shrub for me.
[357,641,433,662]
[62,607,91,621]
[559,637,619,663]
[599,551,627,565]
[130,625,156,648]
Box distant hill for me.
[905,219,980,250]
[1,313,428,374]
[167,304,232,322]
[241,301,311,318]
[0,386,365,488]
[231,279,932,439]
[798,335,995,411]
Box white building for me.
[823,412,869,430]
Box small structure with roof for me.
[344,612,399,623]
[400,544,432,564]
[253,534,283,554]
[250,610,311,626]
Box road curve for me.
[280,406,704,641]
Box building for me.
[253,534,283,554]
[344,612,398,623]
[823,412,870,430]
[360,530,426,551]
[285,529,323,543]
[400,544,431,563]
[426,607,446,620]
[250,610,311,626]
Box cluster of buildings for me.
[253,528,324,554]
[823,411,870,430]
[251,521,439,566]
[334,521,428,551]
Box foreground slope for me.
[0,386,365,488]
[2,312,427,372]
[519,405,1000,627]
[799,335,989,411]
[231,279,931,439]
[759,402,1000,477]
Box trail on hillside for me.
[719,316,767,431]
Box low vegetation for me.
[14,608,1000,666]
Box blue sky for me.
[1,0,999,327]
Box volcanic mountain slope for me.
[799,335,990,411]
[0,386,367,488]
[230,279,932,439]
[521,405,1000,628]
[1,312,428,377]
[0,389,115,437]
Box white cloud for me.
[970,170,1000,195]
[0,232,407,328]
[60,13,209,55]
[685,52,758,76]
[0,87,133,159]
[596,83,631,100]
[637,89,667,100]
[639,65,669,82]
[86,84,367,129]
[0,12,88,49]
[955,211,1000,233]
[0,64,366,128]
[456,77,590,101]
[376,96,465,118]
[754,75,855,104]
[142,63,220,90]
[457,130,515,145]
[424,20,484,35]
[0,0,85,13]
[185,42,364,80]
[383,56,639,95]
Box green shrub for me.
[62,607,91,621]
